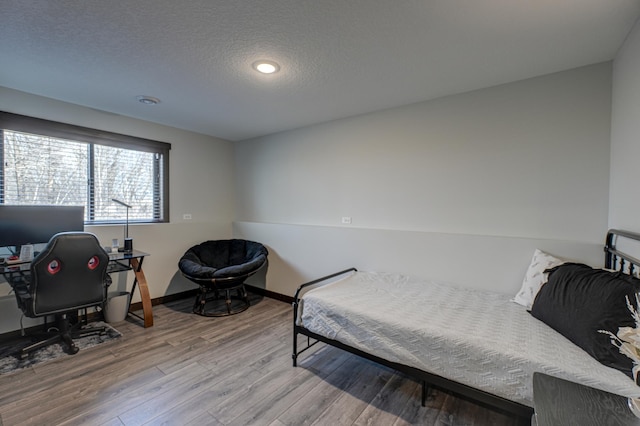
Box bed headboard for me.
[604,229,640,276]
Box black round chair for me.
[178,239,268,316]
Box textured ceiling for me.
[1,1,639,141]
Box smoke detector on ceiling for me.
[136,95,161,105]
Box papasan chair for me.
[178,239,268,316]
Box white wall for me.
[234,63,613,296]
[610,18,640,232]
[0,87,235,333]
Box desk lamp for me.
[112,198,133,253]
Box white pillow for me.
[512,249,565,310]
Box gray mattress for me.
[298,271,640,407]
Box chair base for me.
[18,313,107,359]
[193,284,250,317]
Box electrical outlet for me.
[183,213,192,220]
[341,216,352,224]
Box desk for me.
[107,250,154,328]
[533,372,640,426]
[1,249,153,328]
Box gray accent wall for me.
[610,18,640,232]
[234,63,614,296]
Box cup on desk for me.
[111,239,119,253]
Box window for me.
[0,112,170,224]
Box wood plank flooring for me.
[0,294,523,425]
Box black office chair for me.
[178,239,268,316]
[13,232,111,358]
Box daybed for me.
[292,229,640,424]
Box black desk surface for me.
[107,249,150,261]
[533,372,640,426]
[1,249,149,274]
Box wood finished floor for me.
[0,295,523,426]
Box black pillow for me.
[530,263,640,379]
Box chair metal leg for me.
[58,314,80,355]
[61,333,79,355]
[225,290,232,314]
[19,334,63,359]
[192,283,251,317]
[193,287,207,315]
[241,285,250,307]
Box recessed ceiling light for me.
[252,60,280,74]
[136,95,161,105]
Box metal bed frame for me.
[291,229,640,425]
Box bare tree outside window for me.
[94,145,156,221]
[3,131,87,207]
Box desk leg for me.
[130,258,154,328]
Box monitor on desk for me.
[0,205,85,249]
